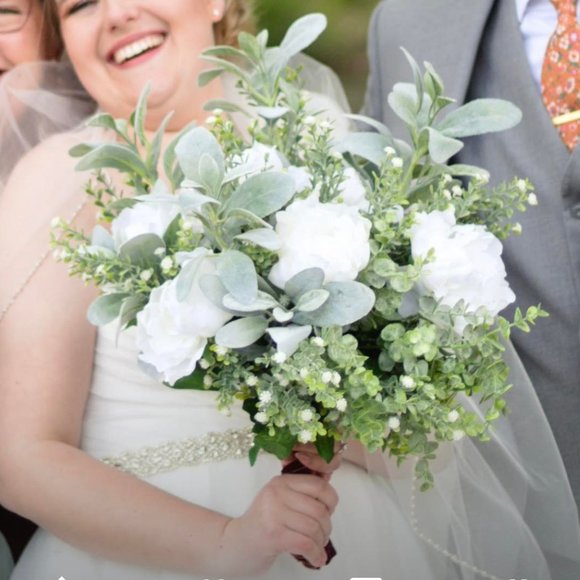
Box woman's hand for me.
[220,473,339,574]
[284,442,345,480]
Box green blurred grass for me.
[255,1,379,112]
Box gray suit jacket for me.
[364,0,580,506]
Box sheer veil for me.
[1,58,579,579]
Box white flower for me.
[527,193,538,206]
[512,222,522,235]
[299,368,309,379]
[391,157,404,168]
[443,189,452,200]
[304,115,317,126]
[246,374,258,387]
[112,200,179,250]
[136,250,232,385]
[214,345,229,357]
[95,264,106,277]
[287,166,312,192]
[300,409,314,423]
[199,359,210,370]
[442,174,453,184]
[384,146,396,157]
[272,352,287,364]
[452,185,463,197]
[154,247,166,257]
[140,269,153,282]
[160,256,174,273]
[321,371,333,384]
[235,142,284,178]
[255,412,269,424]
[452,429,465,441]
[205,115,218,125]
[311,337,326,348]
[259,391,273,404]
[203,375,214,387]
[298,429,314,443]
[388,417,401,431]
[336,398,348,412]
[269,195,371,289]
[410,208,515,319]
[517,179,527,193]
[447,410,460,423]
[50,216,64,229]
[331,371,341,385]
[337,167,369,212]
[401,376,415,390]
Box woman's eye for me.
[66,0,96,16]
[0,7,22,15]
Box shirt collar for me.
[515,0,530,22]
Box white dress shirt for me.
[516,0,580,89]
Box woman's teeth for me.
[113,35,164,65]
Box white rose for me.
[287,166,312,192]
[410,208,515,318]
[112,200,179,250]
[337,167,369,212]
[136,250,232,385]
[269,196,371,289]
[235,142,284,178]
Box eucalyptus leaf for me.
[427,128,464,164]
[87,293,128,326]
[294,281,375,326]
[176,254,205,301]
[284,268,325,299]
[448,164,490,180]
[267,325,312,356]
[388,84,417,127]
[226,172,296,219]
[437,99,522,138]
[344,114,393,138]
[118,233,165,268]
[273,307,294,323]
[217,250,258,305]
[118,294,146,329]
[133,82,151,147]
[401,48,424,112]
[87,112,118,132]
[294,288,330,312]
[223,291,279,312]
[215,316,268,348]
[255,106,290,120]
[175,127,225,188]
[236,228,280,251]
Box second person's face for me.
[56,0,223,129]
[0,0,45,77]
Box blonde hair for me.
[214,0,255,47]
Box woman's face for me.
[0,0,45,77]
[56,0,224,129]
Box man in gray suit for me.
[364,0,580,507]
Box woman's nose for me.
[102,0,140,31]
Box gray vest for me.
[364,0,580,505]
[459,0,580,505]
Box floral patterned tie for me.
[541,0,580,150]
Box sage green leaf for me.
[217,250,258,305]
[118,233,165,268]
[294,281,375,326]
[427,128,464,164]
[294,289,330,312]
[273,307,294,323]
[172,369,206,391]
[69,143,96,158]
[284,267,325,300]
[280,13,327,59]
[335,132,394,166]
[91,225,115,252]
[118,294,146,329]
[133,82,151,147]
[215,316,268,348]
[255,106,290,120]
[401,48,424,112]
[75,144,149,178]
[448,164,490,181]
[176,255,205,301]
[437,99,522,138]
[344,114,393,138]
[147,111,174,174]
[388,84,417,126]
[198,68,225,88]
[175,127,225,188]
[200,55,248,81]
[87,293,128,326]
[236,228,280,251]
[199,274,228,310]
[267,325,312,356]
[87,112,118,132]
[226,172,296,219]
[423,61,445,97]
[203,45,247,60]
[198,153,223,194]
[238,31,263,63]
[223,291,279,312]
[203,98,250,115]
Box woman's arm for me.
[0,141,336,576]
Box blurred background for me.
[255,1,380,112]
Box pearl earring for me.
[212,6,222,20]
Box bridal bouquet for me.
[52,14,544,491]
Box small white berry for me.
[391,157,404,169]
[321,371,333,384]
[331,371,341,385]
[516,179,527,193]
[311,337,326,348]
[443,189,452,200]
[452,429,465,441]
[154,247,166,257]
[161,256,173,272]
[528,193,538,206]
[140,269,153,282]
[298,429,314,443]
[384,146,396,157]
[336,398,348,412]
[401,376,416,390]
[388,417,401,431]
[203,375,213,387]
[452,185,463,197]
[300,409,314,423]
[272,352,287,365]
[246,374,258,387]
[259,391,272,404]
[512,222,522,235]
[447,410,460,423]
[199,359,210,370]
[255,412,268,424]
[215,345,229,357]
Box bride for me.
[0,1,579,579]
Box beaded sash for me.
[101,427,255,478]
